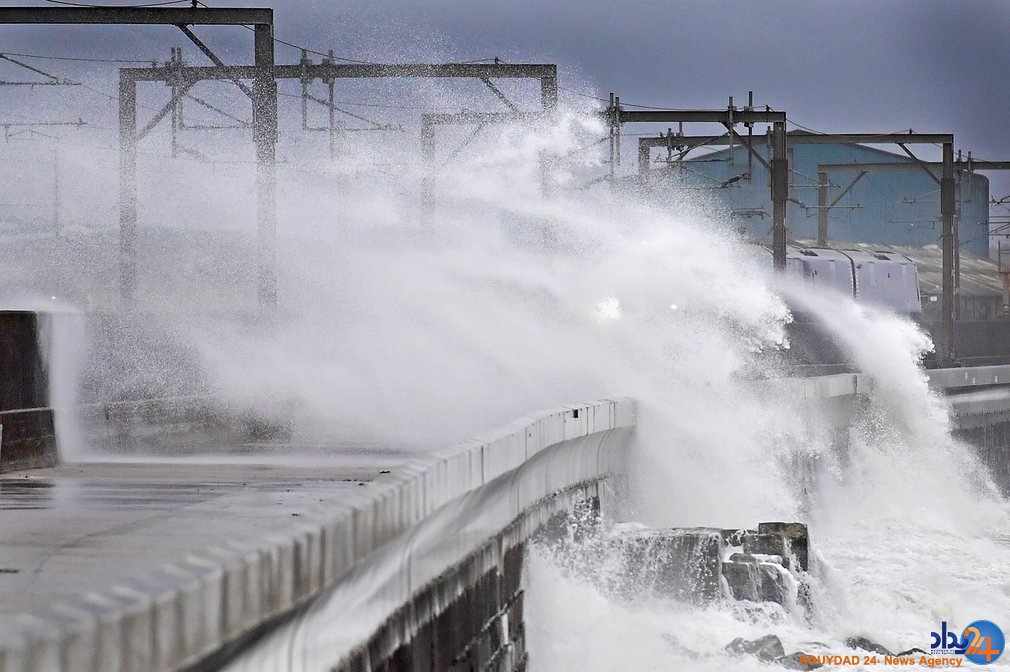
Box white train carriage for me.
[774,244,921,315]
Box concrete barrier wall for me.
[0,399,634,672]
[0,408,57,472]
[0,312,48,413]
[0,312,56,473]
[77,396,248,454]
[208,400,634,671]
[926,364,1010,494]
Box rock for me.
[721,528,747,546]
[727,600,788,625]
[606,527,724,604]
[743,533,787,558]
[895,648,927,657]
[723,560,790,605]
[730,552,784,565]
[726,634,786,661]
[758,522,810,571]
[778,651,823,670]
[845,636,893,656]
[661,632,701,657]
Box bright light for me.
[670,304,678,311]
[596,297,621,320]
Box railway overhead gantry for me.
[0,6,279,309]
[0,5,558,311]
[637,128,958,361]
[603,97,789,270]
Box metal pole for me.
[326,49,336,160]
[52,147,60,237]
[608,93,616,183]
[170,47,178,158]
[119,71,138,308]
[746,91,753,179]
[614,95,621,170]
[253,23,277,309]
[817,170,828,246]
[954,170,963,321]
[538,69,557,200]
[771,120,788,269]
[941,141,955,361]
[300,49,309,131]
[540,71,558,111]
[638,139,650,190]
[420,117,434,229]
[1001,240,1010,318]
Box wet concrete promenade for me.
[0,451,410,670]
[0,398,633,671]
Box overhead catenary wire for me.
[277,90,397,131]
[0,51,157,65]
[43,0,191,6]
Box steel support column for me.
[540,74,558,111]
[817,171,828,246]
[119,72,138,307]
[770,121,788,269]
[941,142,955,361]
[420,117,436,229]
[253,23,277,308]
[637,140,651,189]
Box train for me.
[760,244,922,315]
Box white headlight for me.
[596,297,621,320]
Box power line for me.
[193,0,375,65]
[43,0,190,6]
[276,89,398,130]
[0,50,156,65]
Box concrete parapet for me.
[0,312,55,473]
[0,398,634,672]
[0,312,48,414]
[77,396,249,454]
[926,364,1010,391]
[0,408,57,473]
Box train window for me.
[798,250,819,256]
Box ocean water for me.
[525,248,1010,669]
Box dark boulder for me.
[778,651,824,670]
[726,634,786,662]
[845,636,892,656]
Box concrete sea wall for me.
[0,312,56,473]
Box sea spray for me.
[526,266,1010,670]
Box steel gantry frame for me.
[0,6,278,309]
[606,100,790,268]
[0,7,557,310]
[120,60,555,307]
[638,129,959,360]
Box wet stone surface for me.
[0,454,407,635]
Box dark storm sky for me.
[3,0,1010,191]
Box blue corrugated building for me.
[663,133,990,257]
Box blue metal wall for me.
[668,140,990,257]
